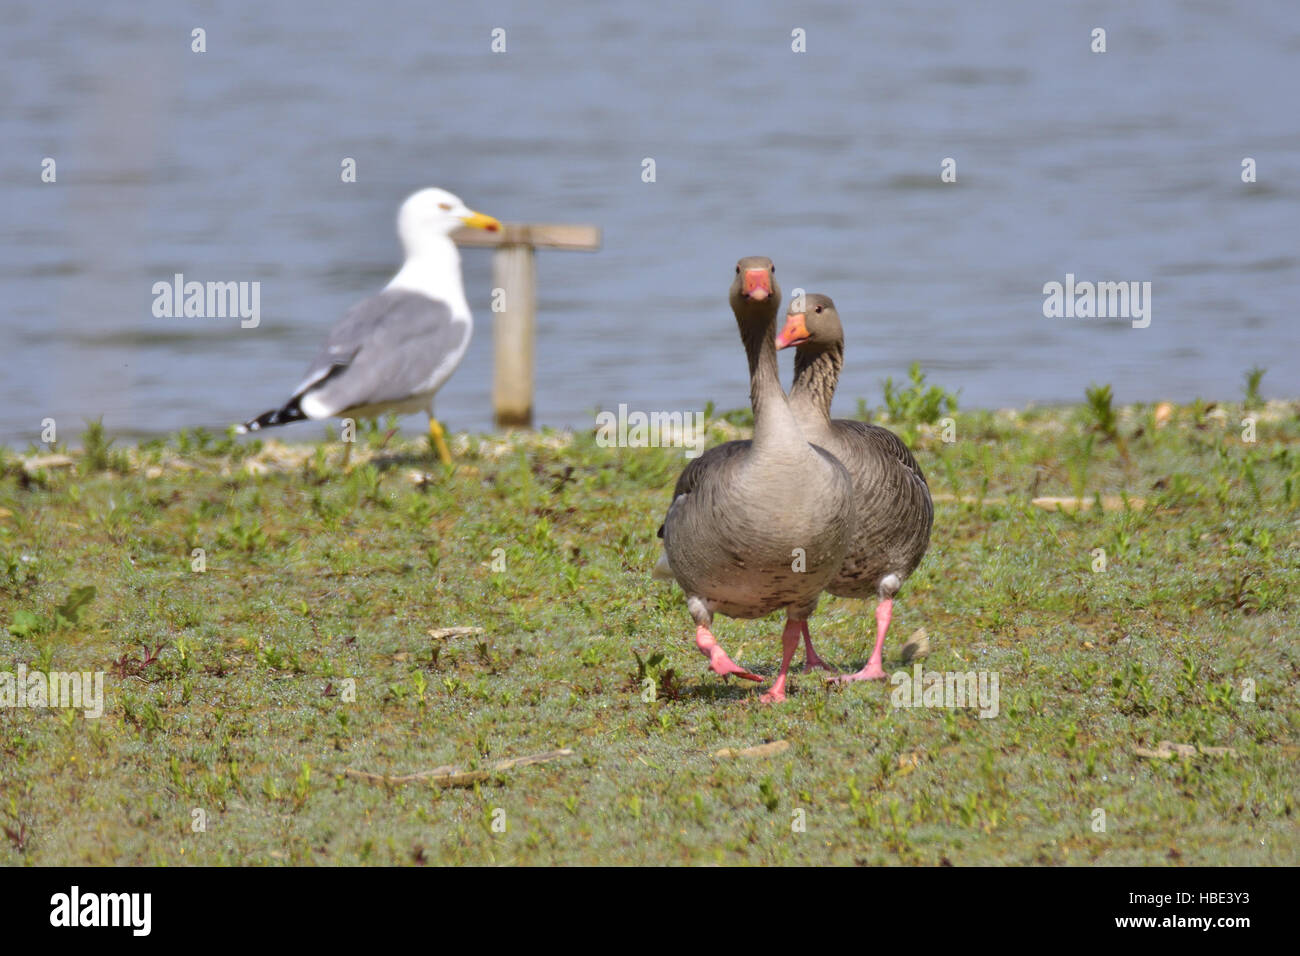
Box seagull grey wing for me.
[293,290,467,417]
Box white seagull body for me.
[238,187,500,461]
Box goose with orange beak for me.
[656,260,855,703]
[776,293,933,682]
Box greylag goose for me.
[237,188,501,464]
[776,293,933,682]
[657,259,855,702]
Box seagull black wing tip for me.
[242,398,308,432]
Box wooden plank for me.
[452,223,601,250]
[492,243,536,428]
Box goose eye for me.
[438,202,453,211]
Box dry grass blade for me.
[714,740,790,759]
[344,748,576,788]
[1133,740,1237,759]
[427,626,486,640]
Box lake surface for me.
[3,0,1297,447]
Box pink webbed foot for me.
[828,661,889,683]
[801,654,834,675]
[695,626,763,682]
[709,651,764,682]
[827,598,894,684]
[799,621,835,674]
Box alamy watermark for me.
[890,663,999,718]
[595,404,707,458]
[1042,273,1151,328]
[152,273,260,328]
[50,886,150,936]
[1,665,104,718]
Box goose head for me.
[776,293,842,351]
[729,256,781,327]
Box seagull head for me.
[397,187,500,255]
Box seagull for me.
[237,187,501,464]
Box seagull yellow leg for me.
[428,418,453,466]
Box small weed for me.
[1084,383,1120,443]
[1243,367,1266,409]
[882,362,959,424]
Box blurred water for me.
[2,0,1297,447]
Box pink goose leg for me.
[800,621,834,673]
[830,598,892,682]
[695,625,763,682]
[761,619,803,703]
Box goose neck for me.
[739,310,800,450]
[790,343,842,430]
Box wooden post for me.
[452,223,600,429]
[492,241,535,427]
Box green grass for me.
[0,398,1297,865]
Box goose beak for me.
[776,313,808,349]
[742,268,771,301]
[461,210,502,232]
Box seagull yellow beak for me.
[461,210,501,232]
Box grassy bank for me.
[1,396,1297,865]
